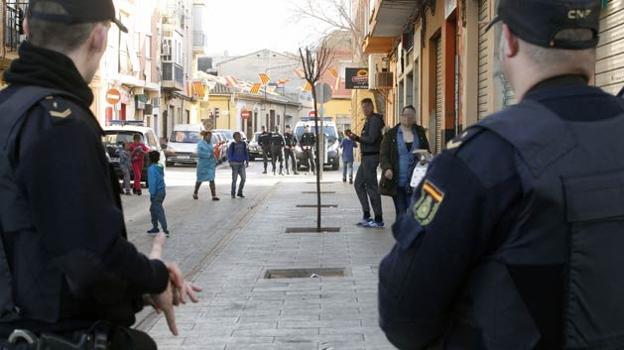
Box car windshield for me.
[216,130,234,140]
[103,131,144,147]
[295,125,338,141]
[170,131,201,144]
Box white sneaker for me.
[356,218,372,226]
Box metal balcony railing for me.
[5,1,28,53]
[162,62,184,90]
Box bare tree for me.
[291,0,386,117]
[299,42,333,232]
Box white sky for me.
[204,0,331,56]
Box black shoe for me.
[147,228,159,234]
[164,230,170,238]
[231,194,236,199]
[349,179,353,184]
[237,193,245,198]
[137,190,142,196]
[343,178,347,183]
[263,170,267,174]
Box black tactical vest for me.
[449,98,624,349]
[0,86,75,323]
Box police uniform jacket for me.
[378,75,624,350]
[0,42,169,336]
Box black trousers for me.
[270,148,283,172]
[284,148,297,172]
[303,149,315,172]
[262,148,271,171]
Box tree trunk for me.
[312,88,322,232]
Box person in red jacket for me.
[129,133,149,195]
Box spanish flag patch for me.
[413,180,445,226]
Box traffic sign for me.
[314,83,333,104]
[241,110,252,119]
[308,110,317,118]
[106,88,121,105]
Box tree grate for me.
[296,204,338,208]
[285,227,341,233]
[263,267,347,279]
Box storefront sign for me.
[345,68,369,89]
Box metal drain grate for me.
[285,227,341,233]
[296,204,338,208]
[301,191,336,194]
[264,267,347,279]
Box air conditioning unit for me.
[368,53,385,89]
[376,71,394,89]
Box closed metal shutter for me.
[596,0,624,95]
[435,36,443,153]
[477,0,489,119]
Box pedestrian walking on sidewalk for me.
[300,125,316,174]
[284,125,299,175]
[147,151,169,236]
[379,105,429,221]
[258,126,272,174]
[340,129,357,183]
[350,98,385,228]
[194,130,220,201]
[129,133,149,195]
[379,1,624,349]
[270,126,285,175]
[228,132,249,198]
[0,0,200,347]
[119,141,133,195]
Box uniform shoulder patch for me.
[39,96,73,120]
[446,127,484,154]
[412,180,445,226]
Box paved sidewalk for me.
[146,171,398,350]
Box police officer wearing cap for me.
[379,1,624,349]
[0,1,200,349]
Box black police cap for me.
[487,0,602,50]
[28,0,128,33]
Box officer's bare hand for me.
[384,169,393,180]
[177,280,202,304]
[151,281,179,336]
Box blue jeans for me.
[150,192,168,231]
[231,162,246,195]
[392,186,411,221]
[342,160,354,180]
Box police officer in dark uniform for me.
[299,125,316,174]
[379,1,624,349]
[258,126,272,174]
[269,126,285,175]
[283,125,298,175]
[0,1,199,348]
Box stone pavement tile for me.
[183,336,274,346]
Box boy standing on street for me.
[147,151,169,237]
[341,129,357,184]
[228,132,249,198]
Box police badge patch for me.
[413,180,445,226]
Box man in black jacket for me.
[0,1,198,348]
[299,125,316,174]
[258,126,272,174]
[283,125,298,175]
[269,126,285,175]
[350,98,385,228]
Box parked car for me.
[212,132,228,163]
[165,124,204,166]
[294,118,340,171]
[102,123,166,185]
[248,132,264,161]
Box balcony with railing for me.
[162,61,184,91]
[4,1,28,56]
[193,30,206,54]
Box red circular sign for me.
[308,110,317,117]
[241,110,252,119]
[106,89,121,105]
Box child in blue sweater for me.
[147,151,169,237]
